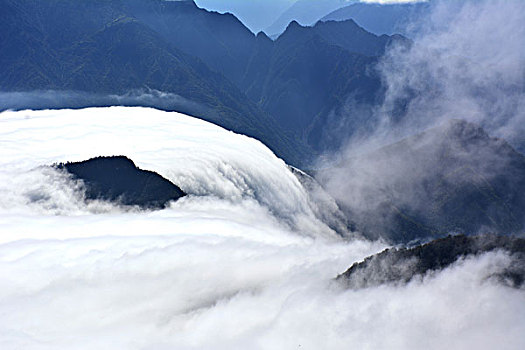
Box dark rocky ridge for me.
[0,0,409,164]
[337,234,525,289]
[57,156,185,209]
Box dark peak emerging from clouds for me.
[56,156,186,209]
[338,234,525,289]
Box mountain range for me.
[193,0,292,34]
[322,1,430,36]
[0,0,405,166]
[264,0,353,37]
[0,0,304,165]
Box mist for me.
[380,0,525,142]
[329,0,525,153]
[317,0,525,241]
[0,90,210,117]
[0,107,524,349]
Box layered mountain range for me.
[264,0,353,37]
[0,0,306,165]
[322,1,430,36]
[0,0,405,166]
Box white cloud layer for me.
[0,107,523,349]
[0,107,340,239]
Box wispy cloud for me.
[317,0,525,240]
[0,89,209,117]
[377,0,525,144]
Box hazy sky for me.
[195,0,298,31]
[195,0,427,33]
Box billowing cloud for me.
[0,107,341,239]
[0,106,523,349]
[317,0,525,240]
[318,0,525,154]
[377,0,525,145]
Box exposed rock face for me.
[337,234,525,289]
[57,156,186,209]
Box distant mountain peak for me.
[276,20,310,42]
[317,18,360,29]
[286,20,303,30]
[255,31,271,42]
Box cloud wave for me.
[0,107,523,349]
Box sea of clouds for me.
[0,107,523,349]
